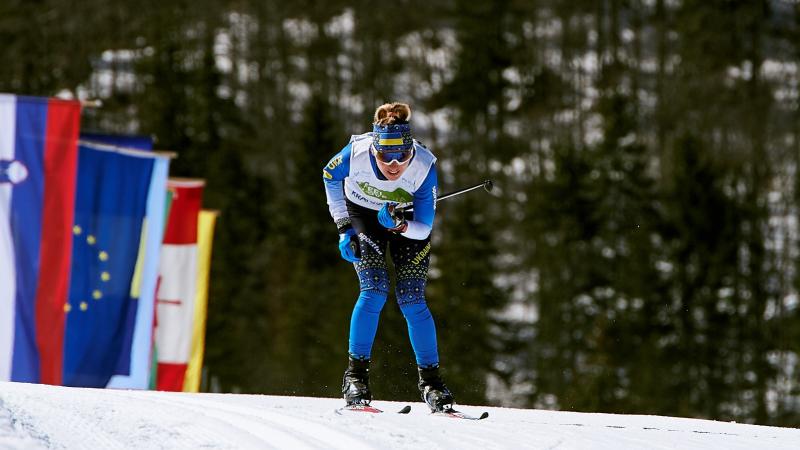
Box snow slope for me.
[0,381,798,449]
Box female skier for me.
[322,102,454,412]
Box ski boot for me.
[342,356,372,406]
[418,364,455,412]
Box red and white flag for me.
[154,179,203,391]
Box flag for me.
[80,132,153,151]
[0,94,80,384]
[149,189,174,390]
[74,135,170,389]
[62,143,155,387]
[105,143,171,390]
[155,179,204,391]
[183,210,218,392]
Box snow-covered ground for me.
[1,381,798,449]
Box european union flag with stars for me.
[63,143,154,387]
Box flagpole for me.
[80,99,103,108]
[153,150,179,159]
[168,177,205,186]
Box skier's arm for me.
[323,144,353,232]
[399,164,438,240]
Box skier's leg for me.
[347,275,389,359]
[343,266,388,404]
[397,297,439,366]
[342,201,391,404]
[346,200,391,360]
[390,237,454,411]
[390,238,439,367]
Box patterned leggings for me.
[346,201,439,367]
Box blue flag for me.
[80,132,153,150]
[62,144,154,387]
[106,155,170,389]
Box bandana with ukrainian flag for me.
[372,123,413,151]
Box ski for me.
[335,404,412,415]
[433,408,489,421]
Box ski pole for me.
[437,179,494,203]
[395,179,494,214]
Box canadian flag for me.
[155,179,203,391]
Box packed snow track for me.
[1,382,798,449]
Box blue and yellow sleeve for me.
[323,143,352,230]
[400,163,438,240]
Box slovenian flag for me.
[0,94,81,385]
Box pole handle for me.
[349,238,361,259]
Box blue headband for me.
[372,123,413,151]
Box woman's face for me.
[374,148,413,181]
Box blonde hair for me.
[373,102,411,126]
